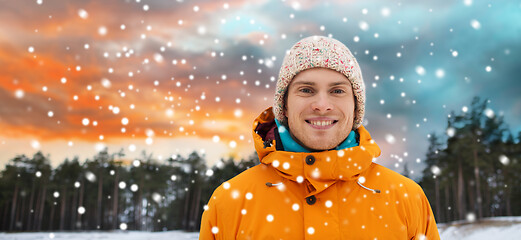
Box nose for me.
[311,93,333,113]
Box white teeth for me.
[310,120,333,126]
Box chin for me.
[305,141,337,151]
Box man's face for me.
[285,68,355,151]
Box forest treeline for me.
[419,97,521,222]
[1,97,520,232]
[0,149,258,232]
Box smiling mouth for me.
[305,120,338,126]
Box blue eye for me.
[332,89,345,94]
[300,88,313,93]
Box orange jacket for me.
[200,108,440,239]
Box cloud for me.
[1,0,520,178]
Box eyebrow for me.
[292,81,350,87]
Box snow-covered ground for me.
[439,216,521,240]
[1,217,520,240]
[0,231,199,240]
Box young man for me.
[200,36,440,239]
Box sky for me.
[1,0,520,179]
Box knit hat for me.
[273,35,365,130]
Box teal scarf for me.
[275,119,358,152]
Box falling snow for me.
[1,3,520,237]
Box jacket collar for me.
[253,107,381,196]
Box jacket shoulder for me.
[368,163,424,195]
[222,163,275,187]
[209,163,278,202]
[200,164,281,239]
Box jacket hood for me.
[253,107,381,197]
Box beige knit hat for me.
[273,35,365,130]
